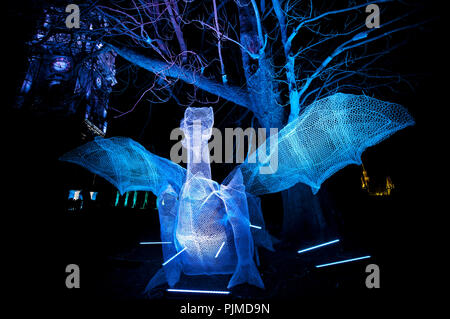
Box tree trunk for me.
[237,3,283,129]
[281,184,337,246]
[237,2,336,244]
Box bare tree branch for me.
[108,43,253,110]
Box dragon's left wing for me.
[60,136,186,196]
[236,93,415,195]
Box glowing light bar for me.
[315,255,371,268]
[140,241,172,245]
[297,239,340,254]
[162,247,187,266]
[215,242,226,258]
[167,289,230,295]
[249,224,262,229]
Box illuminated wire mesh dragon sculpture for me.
[60,93,414,291]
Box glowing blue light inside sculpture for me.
[140,241,172,245]
[215,241,226,258]
[167,289,230,295]
[249,224,262,229]
[297,239,340,254]
[315,255,371,268]
[162,247,187,266]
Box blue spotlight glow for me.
[297,239,340,254]
[249,224,262,229]
[167,289,230,295]
[162,247,187,266]
[215,241,226,258]
[315,255,371,268]
[140,241,172,245]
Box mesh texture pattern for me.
[60,136,186,196]
[240,93,415,195]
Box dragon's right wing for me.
[60,136,186,196]
[237,93,415,195]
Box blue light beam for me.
[315,255,371,268]
[249,224,262,229]
[215,241,226,258]
[167,289,230,295]
[140,241,172,245]
[162,247,187,266]
[297,239,340,254]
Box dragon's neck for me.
[185,139,211,180]
[180,107,214,181]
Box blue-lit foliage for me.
[60,94,414,290]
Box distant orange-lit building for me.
[361,163,394,196]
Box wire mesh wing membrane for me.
[239,93,415,195]
[59,136,186,196]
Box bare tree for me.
[80,0,423,241]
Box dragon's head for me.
[180,107,214,145]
